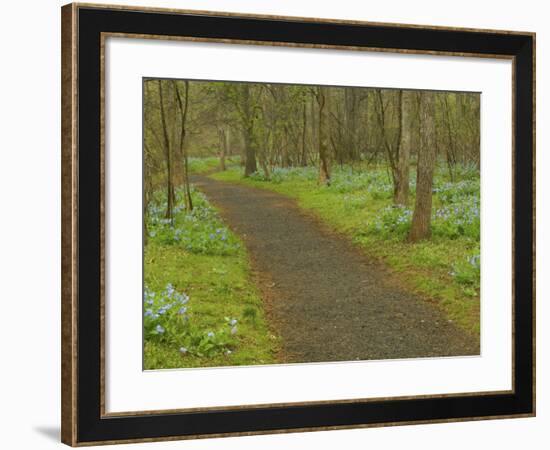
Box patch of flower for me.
[367,205,414,238]
[144,283,239,358]
[362,168,480,241]
[249,166,318,184]
[433,179,479,204]
[146,187,241,256]
[330,168,393,197]
[432,196,480,240]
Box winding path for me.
[193,175,479,363]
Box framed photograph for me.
[61,2,535,446]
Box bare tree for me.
[157,80,175,220]
[217,127,227,171]
[241,84,258,177]
[374,89,408,205]
[173,80,193,211]
[300,98,308,166]
[395,90,414,205]
[317,86,331,185]
[409,91,436,242]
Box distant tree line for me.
[143,79,480,242]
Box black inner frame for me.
[76,6,534,443]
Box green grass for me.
[212,164,480,337]
[188,156,241,174]
[144,188,279,369]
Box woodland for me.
[142,79,481,369]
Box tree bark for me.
[409,91,436,242]
[173,80,193,211]
[218,127,227,171]
[344,87,358,161]
[443,94,457,181]
[157,80,174,220]
[395,90,412,205]
[317,86,331,185]
[300,99,308,166]
[374,89,402,198]
[241,84,258,177]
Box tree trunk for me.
[344,87,358,161]
[241,84,257,177]
[244,128,257,176]
[310,93,318,165]
[259,153,271,180]
[443,94,457,181]
[157,80,174,220]
[317,86,331,185]
[226,127,232,156]
[143,143,152,246]
[218,127,227,171]
[395,90,412,205]
[300,99,308,166]
[409,91,436,242]
[374,89,401,196]
[173,80,193,211]
[281,125,291,168]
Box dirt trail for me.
[192,175,479,363]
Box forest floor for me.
[143,186,278,369]
[192,174,479,363]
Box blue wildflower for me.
[165,284,176,298]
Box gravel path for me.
[193,175,479,363]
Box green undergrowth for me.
[188,156,240,174]
[144,188,278,369]
[212,164,480,337]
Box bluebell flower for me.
[144,309,153,317]
[165,283,175,297]
[229,319,237,326]
[207,331,215,338]
[179,347,187,354]
[155,324,165,334]
[178,307,188,315]
[230,326,238,335]
[175,292,189,304]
